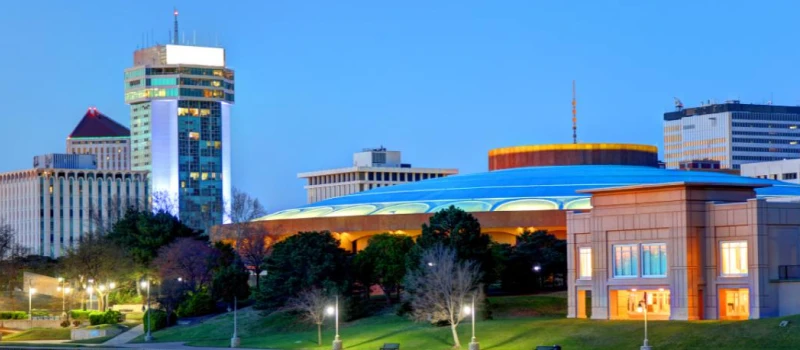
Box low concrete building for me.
[741,158,800,183]
[567,181,800,321]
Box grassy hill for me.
[136,294,800,349]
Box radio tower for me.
[173,8,179,44]
[572,80,577,144]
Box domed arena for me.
[218,159,800,251]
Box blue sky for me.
[2,1,800,212]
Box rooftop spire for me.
[173,8,179,44]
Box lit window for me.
[721,241,748,276]
[579,247,592,279]
[641,243,667,277]
[188,132,200,140]
[613,244,638,278]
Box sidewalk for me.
[103,324,143,346]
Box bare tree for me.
[89,195,127,236]
[238,229,276,289]
[405,245,483,349]
[151,191,177,216]
[285,288,332,346]
[62,232,131,311]
[152,238,217,293]
[226,187,267,247]
[0,221,28,297]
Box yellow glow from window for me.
[201,173,208,180]
[190,172,199,180]
[579,247,592,279]
[189,132,200,140]
[721,241,748,276]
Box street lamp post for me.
[635,290,652,350]
[141,280,153,342]
[465,294,479,350]
[57,283,71,319]
[87,286,95,311]
[326,296,342,350]
[231,296,240,348]
[105,282,116,312]
[28,284,36,322]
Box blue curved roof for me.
[259,165,800,220]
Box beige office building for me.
[567,181,800,321]
[298,148,458,204]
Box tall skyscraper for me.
[66,107,131,171]
[123,29,234,230]
[664,101,800,169]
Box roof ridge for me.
[68,107,130,139]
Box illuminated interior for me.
[430,201,492,213]
[719,288,749,320]
[291,207,334,218]
[372,203,430,215]
[324,205,378,217]
[564,198,592,210]
[610,289,671,320]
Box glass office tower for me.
[124,44,234,231]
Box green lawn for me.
[1,327,71,341]
[130,294,800,349]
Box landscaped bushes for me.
[177,290,215,317]
[88,310,122,325]
[142,309,177,332]
[0,311,28,320]
[70,310,92,320]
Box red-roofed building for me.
[66,107,131,170]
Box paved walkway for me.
[103,324,143,346]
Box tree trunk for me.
[379,285,392,305]
[317,323,322,345]
[254,269,261,291]
[451,323,461,348]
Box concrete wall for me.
[0,319,65,330]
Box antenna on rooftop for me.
[572,80,577,144]
[173,8,179,44]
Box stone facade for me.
[567,181,800,321]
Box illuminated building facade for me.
[488,143,658,171]
[664,101,800,169]
[299,148,458,204]
[568,181,800,321]
[124,44,234,230]
[0,168,148,258]
[66,107,131,171]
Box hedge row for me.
[0,311,28,320]
[88,310,122,326]
[142,309,177,332]
[70,310,92,320]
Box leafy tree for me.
[501,230,567,293]
[153,238,217,293]
[354,233,414,305]
[61,232,132,311]
[238,229,276,290]
[409,206,494,284]
[211,259,250,306]
[105,208,201,292]
[256,231,349,311]
[405,245,482,349]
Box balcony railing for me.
[778,265,800,280]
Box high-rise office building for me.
[664,101,800,169]
[66,107,131,171]
[298,148,458,204]
[0,163,148,258]
[123,40,234,230]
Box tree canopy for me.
[256,231,349,310]
[354,233,414,304]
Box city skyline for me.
[3,1,800,213]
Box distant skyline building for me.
[298,147,458,204]
[34,153,97,170]
[741,158,800,184]
[0,167,148,258]
[123,38,234,230]
[66,107,131,171]
[663,101,800,169]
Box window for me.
[782,173,798,180]
[579,248,592,279]
[613,244,638,278]
[641,243,667,277]
[721,241,748,276]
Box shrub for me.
[60,320,71,328]
[395,301,412,316]
[31,310,49,317]
[0,311,28,320]
[70,310,92,320]
[177,290,215,317]
[88,310,122,325]
[72,320,81,327]
[142,309,177,332]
